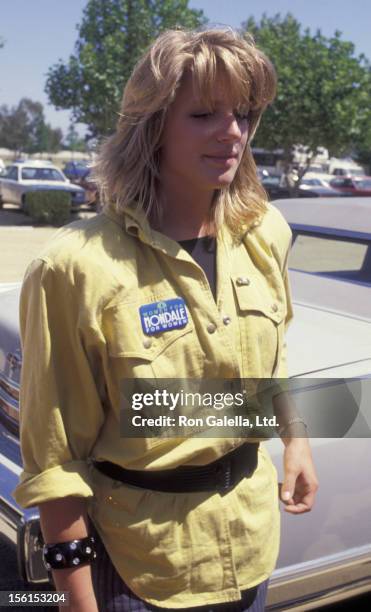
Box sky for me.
[0,0,370,138]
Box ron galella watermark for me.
[119,377,371,439]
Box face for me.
[159,71,249,197]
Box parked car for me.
[298,177,345,197]
[62,160,90,181]
[266,196,371,609]
[62,161,99,208]
[299,177,331,188]
[329,176,371,197]
[260,173,291,200]
[328,159,365,177]
[298,184,345,197]
[0,199,371,608]
[0,160,86,209]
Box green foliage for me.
[64,123,87,152]
[45,0,207,137]
[24,191,71,226]
[241,13,371,171]
[0,98,63,153]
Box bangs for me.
[189,39,276,114]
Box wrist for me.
[278,417,308,445]
[282,432,310,448]
[43,536,96,572]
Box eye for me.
[234,111,249,122]
[190,112,214,119]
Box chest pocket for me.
[232,275,287,378]
[103,298,204,451]
[104,299,203,379]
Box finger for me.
[296,488,317,510]
[278,483,294,506]
[278,482,291,503]
[284,502,311,514]
[280,474,297,503]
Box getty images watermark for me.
[129,386,277,429]
[119,377,371,439]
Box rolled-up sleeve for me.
[13,257,106,508]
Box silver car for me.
[267,197,371,609]
[0,160,86,209]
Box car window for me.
[21,167,65,181]
[356,179,371,189]
[2,166,18,180]
[290,232,371,284]
[302,178,322,186]
[262,176,280,186]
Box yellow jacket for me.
[13,203,292,608]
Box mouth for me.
[204,152,239,160]
[203,153,239,165]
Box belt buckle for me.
[215,458,232,491]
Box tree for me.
[45,0,207,138]
[241,14,371,187]
[0,98,63,153]
[36,123,64,153]
[64,123,88,152]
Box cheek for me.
[162,121,198,156]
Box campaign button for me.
[139,298,188,336]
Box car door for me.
[330,177,354,194]
[0,166,19,203]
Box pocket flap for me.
[231,275,286,324]
[104,301,194,360]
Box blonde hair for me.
[95,27,277,236]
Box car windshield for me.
[21,167,65,181]
[289,231,371,285]
[302,179,322,186]
[3,166,17,179]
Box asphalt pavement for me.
[0,204,96,283]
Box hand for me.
[279,438,319,514]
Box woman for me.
[13,27,318,611]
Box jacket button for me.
[271,303,279,313]
[236,276,250,286]
[222,315,231,325]
[143,339,152,348]
[207,323,216,334]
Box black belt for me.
[93,443,259,494]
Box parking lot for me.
[0,204,96,283]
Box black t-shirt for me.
[178,236,217,302]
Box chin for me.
[213,175,236,188]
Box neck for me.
[152,179,216,241]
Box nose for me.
[216,114,243,143]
